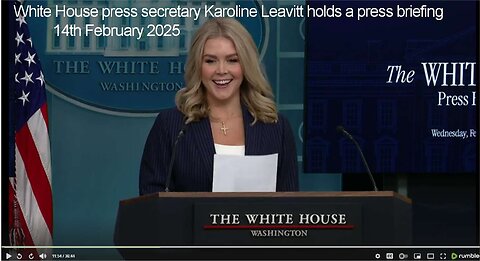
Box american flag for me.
[9,0,53,248]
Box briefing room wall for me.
[30,0,341,247]
[47,94,145,245]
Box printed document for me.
[212,153,278,192]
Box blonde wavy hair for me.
[175,18,278,124]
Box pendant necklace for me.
[220,121,229,136]
[210,114,241,136]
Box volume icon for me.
[39,253,47,259]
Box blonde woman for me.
[140,18,298,194]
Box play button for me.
[6,253,12,259]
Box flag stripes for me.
[15,123,53,236]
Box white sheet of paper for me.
[212,153,278,192]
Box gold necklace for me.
[210,114,241,136]
[220,121,229,136]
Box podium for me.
[114,191,411,250]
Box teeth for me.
[213,79,232,85]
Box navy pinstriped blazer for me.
[139,106,299,194]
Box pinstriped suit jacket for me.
[139,106,299,194]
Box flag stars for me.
[18,90,30,106]
[24,52,36,67]
[26,38,33,47]
[16,15,27,27]
[15,53,22,65]
[15,32,25,46]
[20,72,34,85]
[15,73,20,83]
[36,71,45,86]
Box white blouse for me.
[214,143,245,156]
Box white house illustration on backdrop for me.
[46,0,235,56]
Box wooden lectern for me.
[114,191,411,252]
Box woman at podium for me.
[139,18,298,194]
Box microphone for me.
[336,125,378,191]
[164,123,188,192]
